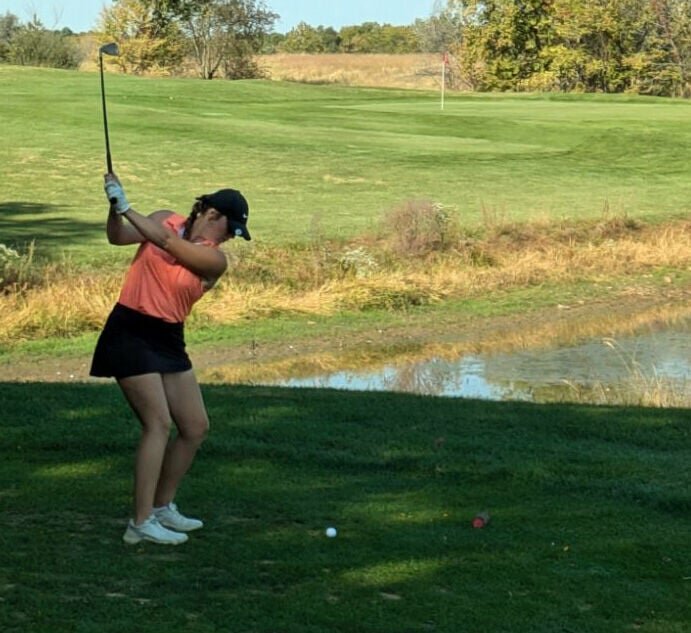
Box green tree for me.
[379,24,420,52]
[537,0,691,95]
[339,22,377,52]
[261,31,285,53]
[146,0,277,79]
[99,0,187,75]
[449,0,691,95]
[6,15,83,69]
[0,12,21,61]
[647,0,691,95]
[459,0,554,90]
[414,0,465,54]
[338,22,418,53]
[318,25,341,52]
[547,0,671,93]
[280,21,330,53]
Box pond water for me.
[261,323,691,402]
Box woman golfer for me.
[91,173,250,545]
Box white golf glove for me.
[104,180,130,214]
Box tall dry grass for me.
[78,40,444,90]
[561,339,691,408]
[257,54,443,89]
[205,211,691,321]
[0,242,36,290]
[1,266,122,342]
[1,211,690,346]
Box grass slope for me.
[1,383,689,632]
[1,66,691,261]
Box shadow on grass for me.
[1,382,689,633]
[0,201,102,254]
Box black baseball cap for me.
[198,189,251,240]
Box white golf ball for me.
[325,527,337,538]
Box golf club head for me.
[99,42,120,57]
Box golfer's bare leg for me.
[154,370,209,507]
[117,373,172,524]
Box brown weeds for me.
[382,200,459,257]
[560,338,691,407]
[1,213,690,346]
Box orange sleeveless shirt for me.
[118,213,214,323]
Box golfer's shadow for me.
[0,201,101,252]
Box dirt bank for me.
[1,288,689,384]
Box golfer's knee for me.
[180,417,209,444]
[143,415,173,435]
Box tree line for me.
[1,0,690,96]
[428,0,691,96]
[266,22,420,54]
[0,13,82,68]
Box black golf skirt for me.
[90,303,192,379]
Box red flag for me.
[443,52,449,65]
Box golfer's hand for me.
[104,173,130,214]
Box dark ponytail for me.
[183,198,208,239]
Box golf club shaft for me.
[99,54,117,203]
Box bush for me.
[223,52,267,79]
[7,20,82,69]
[382,200,459,258]
[0,242,35,291]
[338,247,379,278]
[0,12,20,62]
[98,0,187,76]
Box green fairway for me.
[1,66,691,260]
[1,382,689,632]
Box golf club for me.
[99,42,120,202]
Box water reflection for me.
[264,324,691,402]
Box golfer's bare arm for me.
[112,207,227,285]
[107,207,148,245]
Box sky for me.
[0,1,436,34]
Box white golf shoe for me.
[123,515,188,545]
[154,502,204,532]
